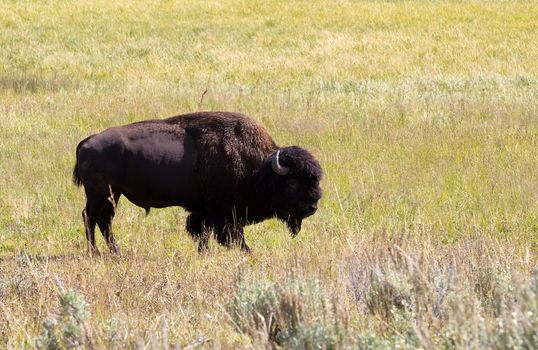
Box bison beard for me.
[73,111,322,254]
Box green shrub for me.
[35,278,90,349]
[228,273,346,349]
[440,269,538,349]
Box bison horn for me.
[272,150,290,176]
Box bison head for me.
[258,146,322,236]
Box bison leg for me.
[197,234,210,253]
[214,221,250,253]
[97,193,121,255]
[82,200,102,256]
[231,227,250,253]
[186,212,205,238]
[186,212,210,253]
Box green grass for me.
[1,0,537,348]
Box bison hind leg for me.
[96,192,121,254]
[83,200,102,256]
[83,189,121,256]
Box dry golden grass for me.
[1,235,536,348]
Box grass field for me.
[1,0,537,348]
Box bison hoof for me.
[110,249,121,257]
[109,246,121,256]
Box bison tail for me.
[73,135,93,187]
[73,163,82,186]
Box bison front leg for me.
[235,227,250,253]
[214,222,250,253]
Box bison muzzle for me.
[73,111,322,254]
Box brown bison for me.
[73,111,322,254]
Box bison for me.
[73,111,322,254]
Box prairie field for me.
[1,0,538,348]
